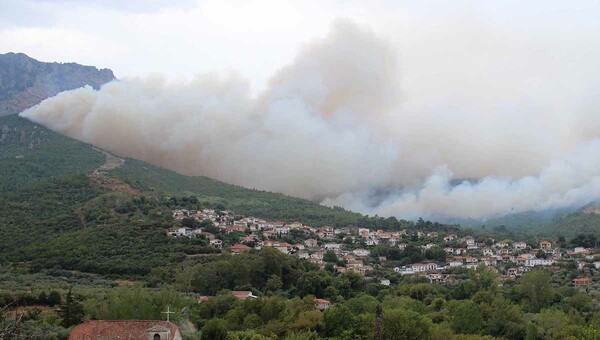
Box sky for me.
[2,0,599,93]
[8,0,600,220]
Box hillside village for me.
[168,208,598,290]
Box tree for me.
[536,249,547,259]
[519,270,553,312]
[323,250,338,263]
[485,297,525,339]
[524,322,537,340]
[323,305,356,337]
[181,217,200,228]
[201,318,228,340]
[37,291,48,305]
[296,271,333,298]
[381,308,432,340]
[58,288,84,327]
[425,247,446,262]
[265,274,283,293]
[449,300,483,335]
[47,291,61,306]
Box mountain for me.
[542,206,600,239]
[0,114,410,275]
[0,52,115,116]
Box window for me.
[153,334,161,340]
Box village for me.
[168,208,598,293]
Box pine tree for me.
[58,287,84,327]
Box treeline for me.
[182,265,600,339]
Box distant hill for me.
[0,114,386,227]
[542,207,600,239]
[0,52,115,116]
[0,114,409,275]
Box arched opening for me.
[153,334,161,340]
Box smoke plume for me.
[21,19,600,220]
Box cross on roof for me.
[161,306,175,322]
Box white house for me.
[353,248,371,257]
[514,242,527,250]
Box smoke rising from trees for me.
[21,19,600,220]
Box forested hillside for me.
[0,114,407,276]
[0,114,103,191]
[109,158,406,228]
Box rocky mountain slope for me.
[0,52,115,116]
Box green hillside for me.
[108,158,405,228]
[0,114,104,191]
[0,114,408,277]
[542,210,600,239]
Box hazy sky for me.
[2,0,599,93]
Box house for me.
[462,236,476,246]
[380,279,391,286]
[482,258,497,266]
[230,244,251,254]
[539,241,552,250]
[443,234,457,242]
[402,262,437,273]
[311,251,324,260]
[231,291,258,299]
[209,239,223,248]
[68,320,182,340]
[483,248,494,256]
[314,298,331,311]
[365,238,379,246]
[507,268,518,276]
[346,259,364,269]
[495,241,509,248]
[514,242,527,250]
[448,259,463,267]
[353,248,370,257]
[324,243,341,250]
[177,227,192,237]
[427,273,446,284]
[304,239,318,247]
[358,228,370,238]
[573,278,591,286]
[422,243,437,250]
[275,242,294,254]
[525,258,554,267]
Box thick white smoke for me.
[21,20,600,220]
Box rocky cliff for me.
[0,52,115,116]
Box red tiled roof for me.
[69,320,179,340]
[230,244,250,250]
[231,291,256,299]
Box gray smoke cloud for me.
[21,19,600,220]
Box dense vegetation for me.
[0,115,104,192]
[5,114,600,339]
[5,250,600,340]
[109,158,410,229]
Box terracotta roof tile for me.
[69,320,180,340]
